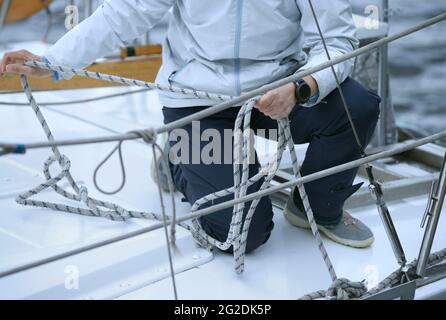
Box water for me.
[387,0,446,137]
[2,0,446,139]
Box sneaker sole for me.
[283,201,374,249]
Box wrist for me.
[303,75,319,96]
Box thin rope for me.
[296,0,406,300]
[306,0,365,154]
[0,88,150,106]
[152,144,178,299]
[266,0,372,299]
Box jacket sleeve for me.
[296,0,359,106]
[45,0,175,79]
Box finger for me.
[269,113,282,120]
[14,50,37,61]
[0,54,12,74]
[1,52,27,74]
[259,99,276,114]
[5,64,35,76]
[271,108,289,119]
[256,92,276,111]
[1,50,38,74]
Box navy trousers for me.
[162,78,380,253]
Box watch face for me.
[298,81,311,103]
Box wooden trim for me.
[1,0,53,24]
[120,44,162,59]
[0,56,162,93]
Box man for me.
[1,0,380,252]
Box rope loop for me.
[92,143,126,195]
[93,128,157,195]
[78,185,89,203]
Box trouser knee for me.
[346,80,381,133]
[200,195,274,254]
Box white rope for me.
[19,60,355,297]
[17,75,182,299]
[25,60,234,103]
[15,50,446,300]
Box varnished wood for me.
[0,56,162,93]
[0,0,53,24]
[120,44,162,59]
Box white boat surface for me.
[0,10,446,300]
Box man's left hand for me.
[256,76,319,120]
[255,82,297,120]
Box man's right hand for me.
[0,50,50,78]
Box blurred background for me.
[1,0,445,144]
[377,0,445,140]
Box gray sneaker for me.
[150,132,175,192]
[284,191,374,248]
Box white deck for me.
[0,42,445,300]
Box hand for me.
[255,76,319,120]
[255,82,297,120]
[0,50,50,77]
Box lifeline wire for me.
[3,12,444,154]
[7,16,443,159]
[0,88,150,106]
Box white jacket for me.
[45,0,359,108]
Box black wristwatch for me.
[295,79,312,104]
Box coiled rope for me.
[17,62,364,299]
[17,75,180,298]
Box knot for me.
[43,155,71,179]
[77,185,101,216]
[326,278,367,300]
[78,186,89,203]
[131,128,157,144]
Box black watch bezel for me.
[295,79,311,104]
